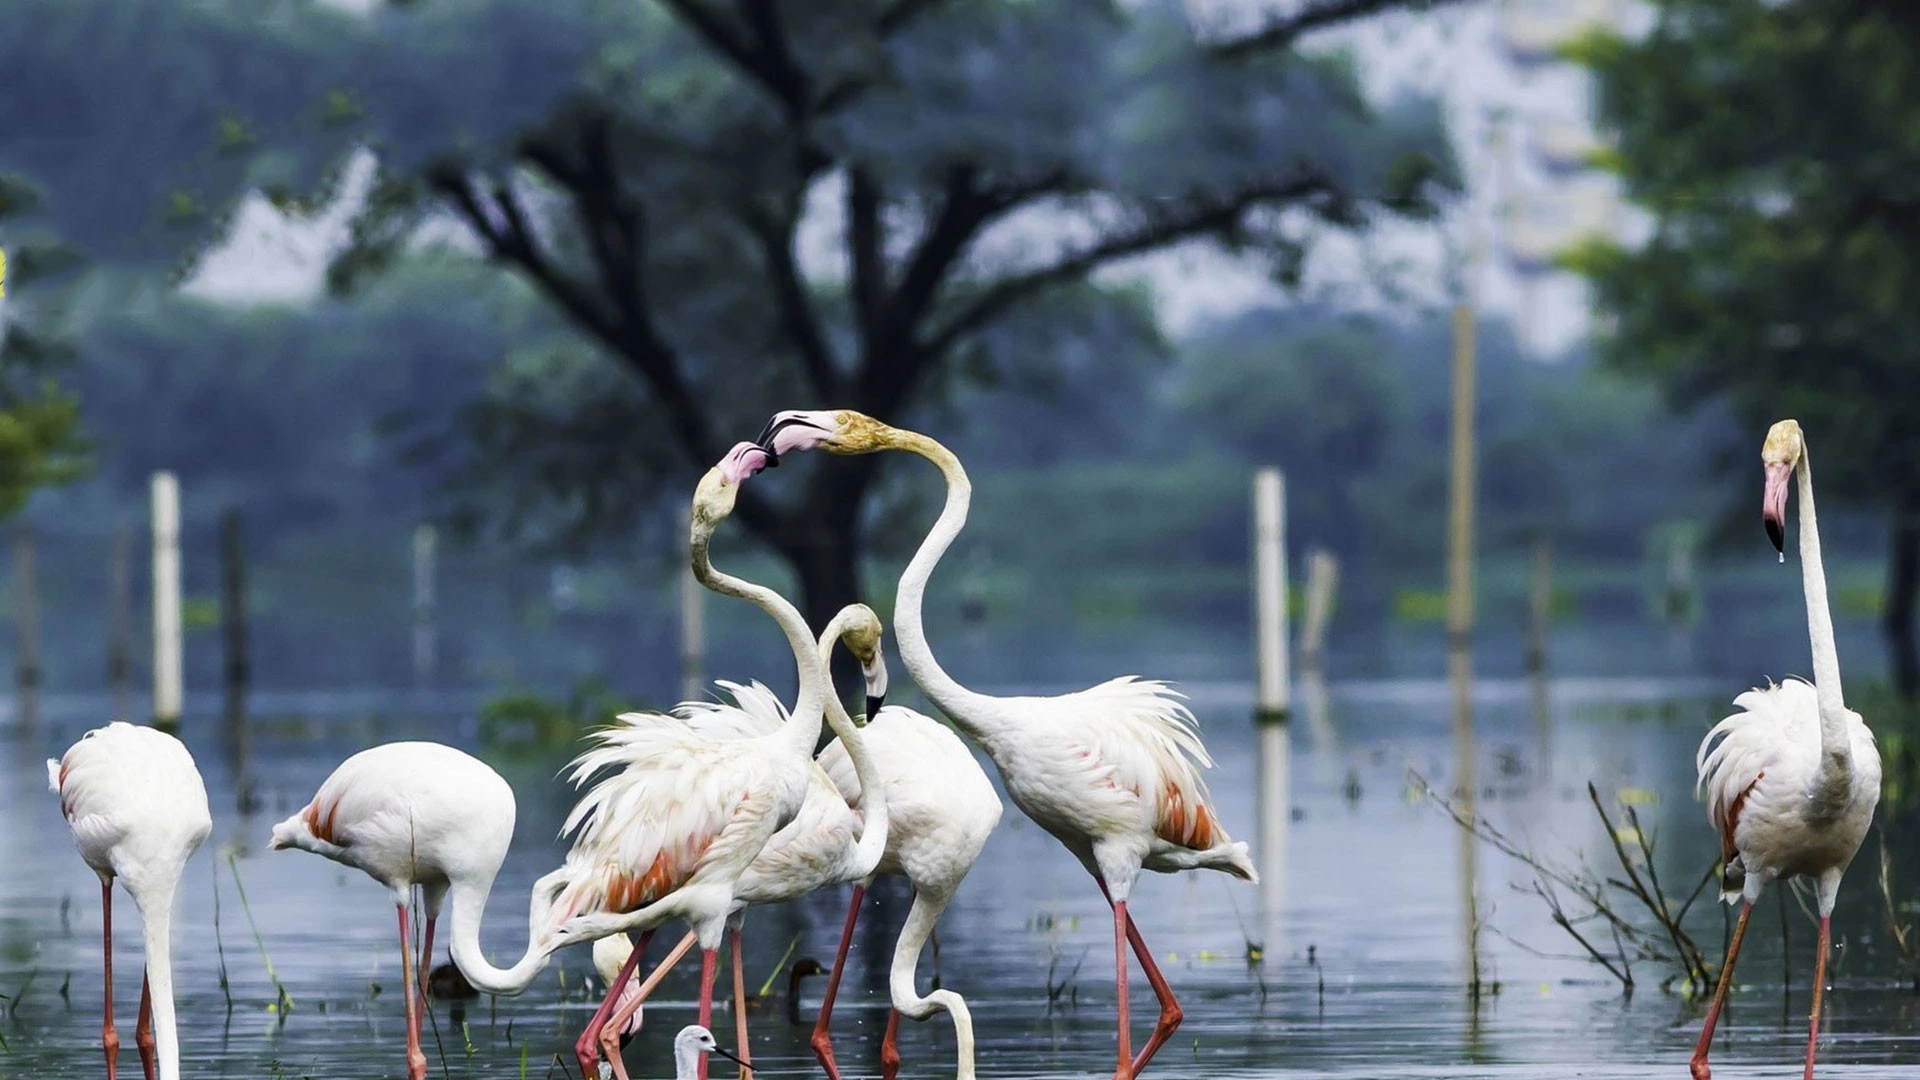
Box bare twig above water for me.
[1413,769,1712,995]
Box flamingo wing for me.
[1697,678,1813,899]
[676,680,790,741]
[557,711,788,917]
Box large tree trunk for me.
[788,514,867,712]
[1886,499,1920,701]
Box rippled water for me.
[4,675,1920,1078]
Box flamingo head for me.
[692,442,773,532]
[756,409,893,461]
[837,603,889,717]
[1761,419,1805,555]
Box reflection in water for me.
[1450,648,1482,1003]
[1257,718,1289,958]
[1530,670,1552,788]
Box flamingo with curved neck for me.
[1693,419,1880,1080]
[756,409,1254,1080]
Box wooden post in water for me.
[220,511,249,732]
[1253,468,1288,724]
[680,511,705,702]
[1252,467,1289,957]
[1300,549,1339,676]
[412,525,437,688]
[151,472,183,733]
[108,518,132,722]
[1446,302,1482,997]
[1525,534,1552,674]
[13,525,40,730]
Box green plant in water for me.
[226,850,293,1014]
[480,676,645,749]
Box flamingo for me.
[1692,419,1881,1080]
[622,609,1003,1080]
[757,409,1255,1080]
[48,721,212,1080]
[542,440,834,1080]
[269,742,559,1080]
[583,604,892,1080]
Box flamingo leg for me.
[879,1008,903,1080]
[576,929,653,1080]
[1804,915,1831,1080]
[1691,900,1755,1080]
[397,904,428,1080]
[601,931,697,1080]
[417,915,438,1004]
[730,926,755,1080]
[101,880,120,1080]
[808,884,864,1080]
[135,971,156,1080]
[1120,907,1183,1077]
[1113,899,1133,1079]
[697,948,719,1080]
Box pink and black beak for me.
[717,442,773,485]
[755,410,836,463]
[1763,461,1792,555]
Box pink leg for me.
[397,905,427,1080]
[135,972,156,1080]
[102,880,121,1080]
[730,927,754,1080]
[418,916,438,1003]
[1119,907,1183,1077]
[1113,899,1133,1080]
[601,931,697,1080]
[809,885,864,1080]
[880,1008,902,1080]
[1804,915,1831,1080]
[577,929,653,1080]
[697,948,719,1080]
[1691,900,1754,1080]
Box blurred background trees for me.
[1570,0,1920,697]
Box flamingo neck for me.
[888,894,976,1080]
[135,883,181,1080]
[882,429,1002,739]
[691,525,828,758]
[446,875,552,995]
[816,613,890,879]
[1796,446,1854,800]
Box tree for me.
[323,0,1463,630]
[1566,0,1920,695]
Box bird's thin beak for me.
[709,1045,749,1069]
[1763,461,1792,555]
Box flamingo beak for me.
[717,442,773,486]
[862,654,888,719]
[1763,461,1791,555]
[756,410,837,460]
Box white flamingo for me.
[540,441,831,1080]
[626,608,1002,1080]
[585,603,892,1080]
[1692,419,1881,1080]
[270,742,563,1080]
[759,409,1255,1080]
[49,722,212,1080]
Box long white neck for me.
[135,882,182,1080]
[1795,445,1854,800]
[884,431,1006,742]
[446,875,553,995]
[815,615,890,879]
[888,893,975,1080]
[691,525,828,757]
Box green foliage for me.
[479,676,642,748]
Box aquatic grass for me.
[755,933,802,998]
[209,845,232,1012]
[225,850,293,1015]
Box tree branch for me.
[920,176,1330,358]
[744,199,840,398]
[848,167,887,348]
[888,165,990,331]
[1211,0,1470,59]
